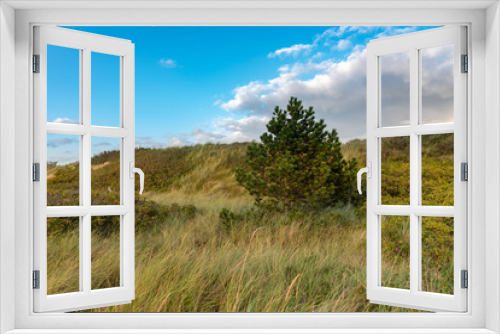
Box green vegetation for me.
[379,134,454,294]
[46,131,454,312]
[236,97,359,210]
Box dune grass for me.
[57,205,417,312]
[46,140,453,312]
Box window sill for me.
[4,330,498,334]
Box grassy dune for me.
[46,138,454,312]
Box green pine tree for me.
[235,97,360,211]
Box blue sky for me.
[47,26,445,165]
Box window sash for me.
[32,26,136,313]
[366,26,467,312]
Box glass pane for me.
[381,52,410,127]
[381,137,410,205]
[421,217,454,294]
[381,215,410,289]
[47,45,80,124]
[47,133,80,206]
[47,217,80,295]
[91,137,121,205]
[421,133,454,206]
[91,52,120,127]
[91,216,120,290]
[421,45,454,124]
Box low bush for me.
[47,199,198,236]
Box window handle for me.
[357,162,371,195]
[129,162,145,195]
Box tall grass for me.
[46,140,453,312]
[68,206,417,312]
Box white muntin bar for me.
[409,44,420,295]
[46,123,130,137]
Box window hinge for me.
[33,54,40,73]
[461,54,468,73]
[461,162,468,182]
[33,270,40,289]
[33,163,40,182]
[461,270,468,289]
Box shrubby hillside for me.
[46,137,454,312]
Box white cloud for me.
[313,27,347,44]
[279,60,334,77]
[167,137,191,147]
[159,58,179,68]
[313,26,375,46]
[135,136,169,149]
[150,27,447,146]
[191,128,225,144]
[94,141,111,147]
[268,44,312,58]
[52,117,79,124]
[267,27,362,59]
[214,116,270,143]
[335,39,352,51]
[421,44,454,123]
[375,26,418,39]
[345,26,377,35]
[221,49,367,122]
[311,52,324,60]
[162,129,225,147]
[220,40,453,141]
[160,116,271,147]
[47,137,79,148]
[48,155,79,166]
[91,140,121,157]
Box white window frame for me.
[33,26,136,313]
[366,26,468,312]
[1,1,499,333]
